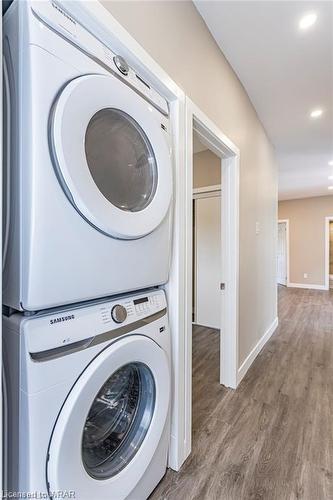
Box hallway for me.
[151,287,333,499]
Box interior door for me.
[47,335,170,499]
[277,222,287,285]
[51,74,172,240]
[194,194,221,329]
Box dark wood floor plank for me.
[151,286,333,499]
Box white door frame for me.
[184,98,240,459]
[324,216,333,290]
[277,219,290,286]
[0,6,3,493]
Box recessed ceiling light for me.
[328,186,333,190]
[310,108,323,118]
[329,160,333,166]
[299,12,317,30]
[329,176,333,181]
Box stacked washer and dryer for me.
[3,1,173,499]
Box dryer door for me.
[47,335,170,499]
[50,74,172,239]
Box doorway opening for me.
[192,132,222,433]
[277,220,289,287]
[183,98,240,461]
[192,134,221,327]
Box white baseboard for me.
[237,317,278,385]
[288,282,327,291]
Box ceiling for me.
[194,1,333,200]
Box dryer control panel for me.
[29,0,169,116]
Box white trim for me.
[193,196,197,325]
[165,97,187,471]
[0,0,3,491]
[325,216,333,292]
[288,282,327,291]
[237,317,278,384]
[184,98,240,461]
[278,219,290,286]
[193,185,221,199]
[65,0,186,471]
[193,184,221,195]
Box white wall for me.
[102,0,278,366]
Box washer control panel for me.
[133,294,163,316]
[99,290,165,326]
[25,290,167,357]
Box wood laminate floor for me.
[151,286,333,499]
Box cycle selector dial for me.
[113,55,129,76]
[111,304,127,324]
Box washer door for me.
[47,336,170,499]
[51,74,172,239]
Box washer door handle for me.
[30,337,94,362]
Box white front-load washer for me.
[3,289,170,499]
[3,0,173,312]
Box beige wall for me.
[193,150,221,188]
[103,0,278,365]
[279,196,333,286]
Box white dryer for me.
[3,0,173,311]
[3,289,170,499]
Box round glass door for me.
[51,74,172,239]
[85,109,158,213]
[82,362,155,479]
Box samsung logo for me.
[50,314,75,325]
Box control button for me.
[114,55,129,76]
[111,305,127,324]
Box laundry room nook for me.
[2,1,174,497]
[7,0,331,499]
